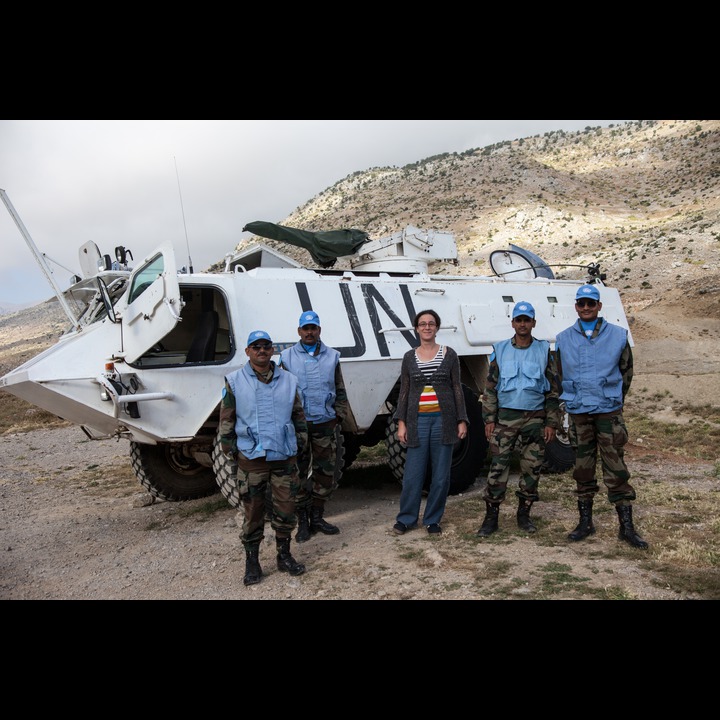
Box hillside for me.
[3,119,720,415]
[229,119,720,413]
[231,119,720,318]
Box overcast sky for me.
[0,120,631,306]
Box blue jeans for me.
[396,413,453,527]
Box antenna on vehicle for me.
[0,188,81,330]
[174,156,193,273]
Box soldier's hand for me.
[485,422,495,441]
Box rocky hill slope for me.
[231,119,720,321]
[230,119,720,413]
[3,119,720,416]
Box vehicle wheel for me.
[211,431,240,508]
[542,436,575,474]
[334,424,346,485]
[342,414,389,472]
[385,416,406,484]
[384,385,488,496]
[449,385,488,494]
[130,441,219,502]
[340,431,362,472]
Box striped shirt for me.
[416,346,444,413]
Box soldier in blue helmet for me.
[555,285,648,549]
[279,311,348,542]
[219,330,309,586]
[477,301,560,537]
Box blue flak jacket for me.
[226,363,299,460]
[557,320,627,414]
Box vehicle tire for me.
[542,437,575,474]
[341,431,363,471]
[384,385,488,496]
[130,441,219,502]
[304,425,347,486]
[450,385,488,494]
[341,414,388,472]
[211,431,240,508]
[385,416,406,484]
[334,424,346,485]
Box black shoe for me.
[243,545,262,586]
[426,523,442,534]
[393,521,408,535]
[295,508,311,543]
[310,506,340,535]
[476,502,500,537]
[276,538,306,576]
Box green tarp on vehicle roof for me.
[243,221,369,268]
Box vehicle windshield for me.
[61,273,130,329]
[128,254,165,304]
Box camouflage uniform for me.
[219,362,308,547]
[558,334,635,504]
[567,411,634,503]
[296,419,340,511]
[292,361,348,512]
[481,339,561,504]
[279,338,349,544]
[556,294,647,549]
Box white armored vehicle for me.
[0,190,633,503]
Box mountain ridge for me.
[230,119,719,321]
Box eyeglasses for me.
[249,344,273,351]
[417,322,437,328]
[576,299,598,308]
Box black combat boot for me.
[616,504,649,549]
[243,544,262,586]
[295,508,312,543]
[476,501,500,537]
[310,504,340,535]
[276,537,306,576]
[516,498,537,533]
[567,499,595,541]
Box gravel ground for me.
[1,423,715,600]
[1,264,719,600]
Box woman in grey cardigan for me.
[393,309,468,535]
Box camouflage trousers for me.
[484,409,545,504]
[296,420,339,510]
[568,411,636,505]
[238,459,301,547]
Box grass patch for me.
[399,549,424,561]
[0,394,70,435]
[538,562,592,596]
[475,560,514,580]
[625,409,720,460]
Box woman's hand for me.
[397,420,407,445]
[457,420,467,440]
